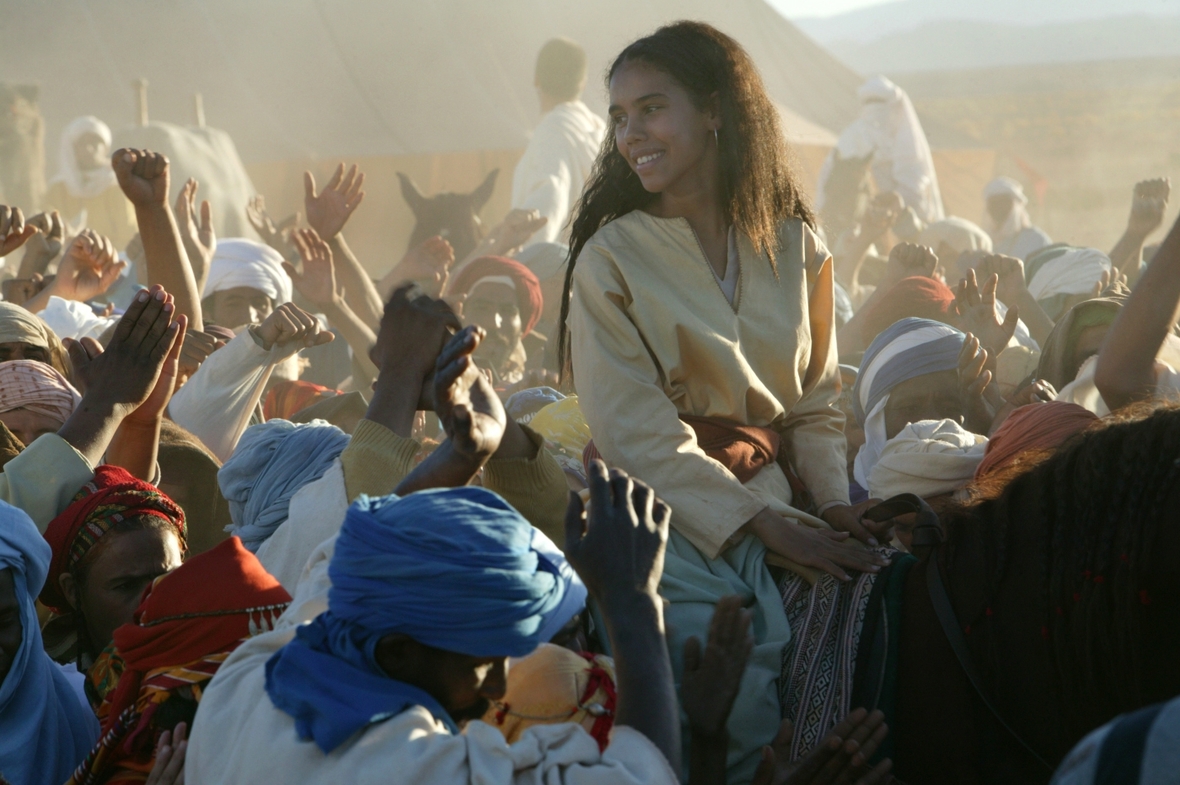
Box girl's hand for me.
[749,509,888,582]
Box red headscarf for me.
[975,402,1098,480]
[451,255,544,335]
[862,276,957,343]
[264,380,339,421]
[100,535,292,746]
[41,466,187,614]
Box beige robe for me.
[568,211,849,559]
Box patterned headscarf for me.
[41,466,188,614]
[0,359,81,424]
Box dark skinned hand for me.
[251,302,335,353]
[954,269,1019,357]
[433,325,507,460]
[682,595,754,738]
[957,334,1005,436]
[752,709,894,785]
[564,461,671,604]
[112,148,170,207]
[66,284,182,418]
[370,283,463,410]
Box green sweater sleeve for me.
[340,419,421,502]
[483,425,570,546]
[340,419,569,544]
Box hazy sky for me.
[766,0,891,18]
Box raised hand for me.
[246,195,298,256]
[883,242,938,289]
[0,204,37,258]
[370,284,463,409]
[752,709,893,785]
[973,253,1026,307]
[285,228,340,307]
[251,302,335,354]
[860,191,905,241]
[433,325,506,460]
[113,148,170,207]
[124,305,188,427]
[383,235,456,298]
[954,268,1019,357]
[49,229,126,302]
[682,595,754,739]
[564,461,671,603]
[1127,178,1171,238]
[475,208,548,260]
[18,210,66,277]
[304,163,365,241]
[175,178,216,279]
[67,285,183,418]
[957,334,1004,436]
[178,329,226,381]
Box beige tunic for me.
[569,211,848,559]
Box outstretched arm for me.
[113,149,205,332]
[565,462,681,777]
[1109,178,1170,287]
[59,285,183,466]
[304,164,384,330]
[1095,212,1180,411]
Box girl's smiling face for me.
[608,59,719,197]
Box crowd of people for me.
[0,19,1177,785]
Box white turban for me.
[204,239,292,305]
[984,176,1033,243]
[53,116,118,200]
[1027,247,1111,303]
[868,419,987,500]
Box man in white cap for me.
[201,238,293,332]
[984,176,1052,260]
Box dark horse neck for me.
[891,482,1076,785]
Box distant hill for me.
[794,0,1180,44]
[825,14,1180,73]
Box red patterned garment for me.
[67,537,291,784]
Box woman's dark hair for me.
[557,21,816,375]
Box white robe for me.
[186,535,677,785]
[511,101,605,247]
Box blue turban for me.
[219,418,349,552]
[851,318,966,489]
[0,501,99,785]
[265,487,573,753]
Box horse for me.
[882,404,1180,783]
[397,169,498,261]
[819,150,874,243]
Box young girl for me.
[560,22,888,781]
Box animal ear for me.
[398,172,427,216]
[470,169,499,211]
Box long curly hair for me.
[556,21,815,375]
[944,403,1180,737]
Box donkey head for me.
[398,169,498,261]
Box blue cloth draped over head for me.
[219,418,349,552]
[851,317,966,490]
[265,487,576,753]
[0,501,99,785]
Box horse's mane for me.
[940,402,1180,735]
